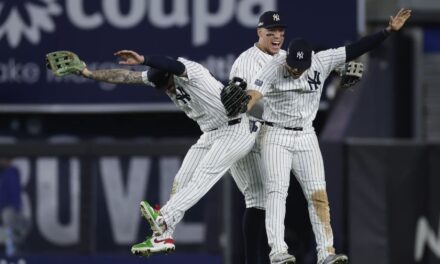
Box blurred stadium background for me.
[0,0,439,264]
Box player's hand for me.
[114,50,145,65]
[81,67,92,78]
[386,8,411,32]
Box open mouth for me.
[272,41,281,48]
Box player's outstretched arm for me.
[345,8,411,62]
[46,50,145,85]
[386,8,412,32]
[114,50,145,65]
[115,50,187,77]
[81,68,144,85]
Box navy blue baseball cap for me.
[286,38,312,70]
[147,68,172,88]
[257,11,286,29]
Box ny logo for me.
[176,86,191,104]
[297,51,304,60]
[273,14,280,21]
[307,71,321,90]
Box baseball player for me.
[46,50,261,255]
[230,11,364,264]
[238,8,411,264]
[229,10,286,264]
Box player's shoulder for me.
[278,49,287,56]
[178,57,196,66]
[269,53,286,67]
[258,54,285,76]
[235,45,261,62]
[177,57,206,72]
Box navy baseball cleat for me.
[320,254,348,264]
[270,252,296,264]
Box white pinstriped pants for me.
[230,128,266,210]
[260,125,335,262]
[160,117,259,234]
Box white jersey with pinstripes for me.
[251,46,347,261]
[142,57,240,132]
[140,56,257,240]
[230,44,286,88]
[252,47,346,130]
[226,45,285,209]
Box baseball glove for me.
[221,77,250,118]
[338,61,364,89]
[45,51,86,77]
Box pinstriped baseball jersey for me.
[251,47,346,129]
[253,46,347,261]
[230,44,286,86]
[142,57,241,132]
[138,56,259,243]
[230,45,286,121]
[227,45,285,209]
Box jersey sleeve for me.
[315,47,346,76]
[249,63,276,96]
[177,57,207,81]
[229,51,262,86]
[229,56,250,82]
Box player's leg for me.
[230,144,269,264]
[291,132,347,264]
[133,138,210,256]
[261,134,294,262]
[170,141,210,197]
[156,138,211,236]
[144,120,257,237]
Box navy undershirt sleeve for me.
[142,55,186,76]
[345,29,391,62]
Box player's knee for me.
[266,186,288,200]
[266,178,288,192]
[310,189,330,215]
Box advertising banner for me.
[0,0,356,112]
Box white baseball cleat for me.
[320,254,348,264]
[270,252,296,264]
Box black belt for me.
[208,118,242,131]
[264,121,303,131]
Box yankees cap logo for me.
[257,11,286,29]
[0,0,62,48]
[296,51,304,60]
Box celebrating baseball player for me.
[222,8,411,264]
[46,50,259,255]
[227,10,364,264]
[228,10,286,264]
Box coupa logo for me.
[0,0,61,48]
[0,0,278,49]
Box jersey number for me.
[176,86,191,104]
[307,71,321,90]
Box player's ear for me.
[257,28,263,38]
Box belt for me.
[208,118,242,132]
[264,121,303,131]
